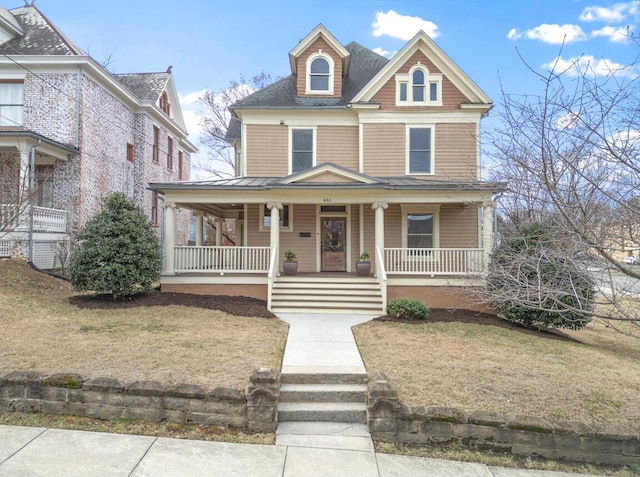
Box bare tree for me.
[487,49,640,335]
[197,72,277,179]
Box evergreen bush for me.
[386,298,430,320]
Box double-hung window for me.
[407,126,433,174]
[260,204,292,232]
[306,53,334,94]
[395,65,442,106]
[402,205,440,257]
[291,128,314,173]
[0,80,24,127]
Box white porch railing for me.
[0,204,67,233]
[174,246,270,273]
[384,248,484,275]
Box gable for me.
[295,36,344,98]
[275,163,384,185]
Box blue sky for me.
[6,0,639,163]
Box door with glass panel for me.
[321,218,346,271]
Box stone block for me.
[10,398,42,413]
[42,387,67,402]
[452,423,497,443]
[247,419,276,433]
[506,415,554,433]
[423,406,466,423]
[246,405,276,423]
[467,410,506,427]
[162,396,190,411]
[126,380,167,397]
[209,387,245,402]
[66,389,85,403]
[588,422,638,441]
[83,377,124,393]
[552,419,594,436]
[41,400,69,415]
[248,368,280,387]
[246,388,278,407]
[186,412,246,427]
[43,373,84,389]
[368,417,397,436]
[166,383,207,399]
[581,437,640,456]
[0,384,25,399]
[121,407,167,422]
[189,399,245,415]
[84,404,124,420]
[368,400,400,420]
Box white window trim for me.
[288,126,317,174]
[405,124,435,176]
[401,205,440,259]
[306,51,334,95]
[395,63,443,106]
[259,203,294,232]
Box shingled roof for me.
[113,73,171,102]
[0,5,85,56]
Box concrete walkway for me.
[0,313,604,476]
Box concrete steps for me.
[270,276,383,314]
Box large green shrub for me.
[69,192,161,298]
[386,298,430,320]
[487,222,595,330]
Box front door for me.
[321,218,346,272]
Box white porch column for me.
[195,212,204,246]
[215,217,222,246]
[372,201,388,255]
[164,201,176,274]
[267,202,282,265]
[16,143,31,230]
[482,200,495,270]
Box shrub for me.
[386,298,430,320]
[487,221,595,330]
[69,192,161,299]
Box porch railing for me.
[384,248,484,275]
[375,245,388,311]
[174,246,270,273]
[0,204,67,233]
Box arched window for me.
[412,70,425,102]
[306,53,334,94]
[395,63,442,106]
[159,91,170,115]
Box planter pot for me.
[283,261,298,276]
[356,261,371,276]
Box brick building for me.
[0,4,196,269]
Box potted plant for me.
[356,251,371,276]
[283,250,298,276]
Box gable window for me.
[260,204,292,232]
[407,126,433,174]
[159,91,170,116]
[306,52,334,94]
[167,136,173,170]
[152,126,160,163]
[396,64,442,106]
[0,80,24,127]
[291,128,314,173]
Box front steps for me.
[270,276,383,314]
[276,371,372,451]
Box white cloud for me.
[507,24,587,44]
[556,111,580,129]
[372,10,439,41]
[178,89,206,106]
[591,25,632,42]
[372,47,395,58]
[579,1,639,22]
[542,55,631,77]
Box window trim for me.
[178,150,184,180]
[305,52,334,95]
[406,125,435,175]
[289,127,316,174]
[126,143,134,163]
[151,192,159,226]
[395,64,443,106]
[152,126,160,163]
[401,204,440,255]
[0,79,24,127]
[259,204,293,232]
[167,136,174,170]
[159,91,170,115]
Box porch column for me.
[16,143,31,230]
[267,202,282,266]
[482,200,495,270]
[215,217,222,246]
[372,201,388,257]
[195,212,204,246]
[164,201,176,274]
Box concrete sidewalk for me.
[0,425,601,476]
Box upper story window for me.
[167,136,174,170]
[0,80,24,127]
[306,52,334,94]
[290,128,315,173]
[396,64,442,106]
[178,151,184,180]
[159,91,170,116]
[152,126,160,163]
[407,126,433,175]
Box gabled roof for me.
[0,5,85,56]
[289,24,351,76]
[114,73,170,102]
[352,30,491,106]
[273,162,386,185]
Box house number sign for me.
[323,198,332,203]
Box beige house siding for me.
[371,50,468,111]
[317,125,358,169]
[350,205,360,266]
[296,37,343,98]
[434,123,478,181]
[362,123,405,176]
[440,203,480,247]
[245,124,288,176]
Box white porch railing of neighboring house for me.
[375,245,388,311]
[173,246,271,273]
[384,248,485,275]
[0,204,67,233]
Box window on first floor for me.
[402,205,440,253]
[0,80,24,127]
[151,192,159,226]
[260,204,292,232]
[407,126,433,174]
[34,165,53,208]
[291,128,314,173]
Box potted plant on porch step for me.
[356,251,371,276]
[283,250,298,276]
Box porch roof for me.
[0,130,79,161]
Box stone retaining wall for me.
[367,371,640,466]
[0,368,280,433]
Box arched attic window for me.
[396,63,442,106]
[306,52,334,94]
[159,91,171,115]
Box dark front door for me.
[321,217,346,272]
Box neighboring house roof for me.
[0,5,85,56]
[114,73,171,102]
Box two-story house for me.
[150,24,503,314]
[0,3,196,269]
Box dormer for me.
[0,6,23,45]
[289,24,350,98]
